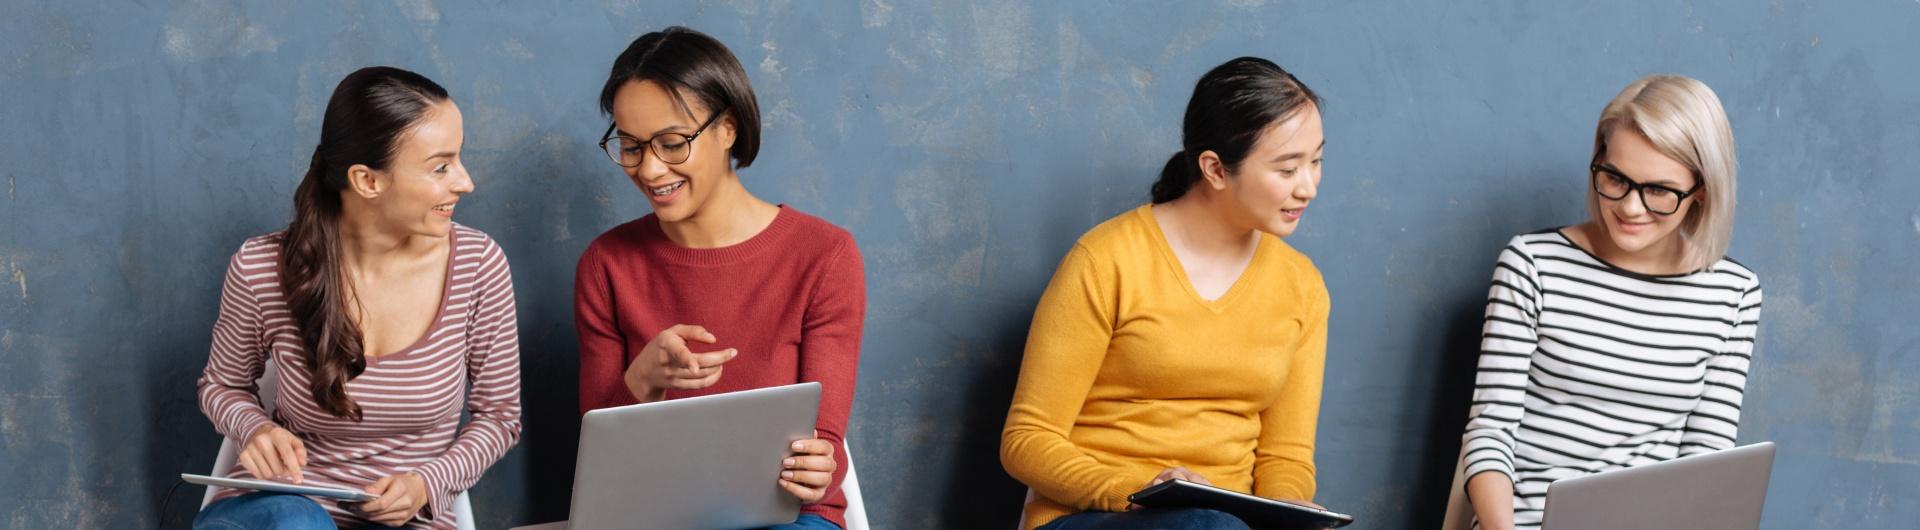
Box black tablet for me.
[1127,479,1354,529]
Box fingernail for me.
[728,349,737,357]
[782,471,793,479]
[792,442,803,450]
[783,458,795,467]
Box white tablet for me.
[181,473,379,502]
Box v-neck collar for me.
[1138,205,1265,313]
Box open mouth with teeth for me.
[650,181,686,197]
[432,203,456,215]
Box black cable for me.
[157,477,188,530]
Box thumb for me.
[366,475,394,494]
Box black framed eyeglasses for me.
[597,107,728,167]
[1590,163,1700,215]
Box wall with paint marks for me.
[2,1,1916,528]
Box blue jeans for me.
[194,492,335,530]
[759,513,841,530]
[1038,507,1252,530]
[195,492,409,529]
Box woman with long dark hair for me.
[1001,57,1329,530]
[195,66,522,529]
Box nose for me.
[1295,167,1319,201]
[452,162,476,194]
[1615,189,1648,217]
[632,147,670,183]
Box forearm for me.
[1467,471,1515,530]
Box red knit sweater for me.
[574,205,865,527]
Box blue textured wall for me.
[3,1,1916,528]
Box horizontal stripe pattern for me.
[196,225,522,529]
[1462,231,1761,530]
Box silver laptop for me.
[1541,442,1775,530]
[561,382,821,530]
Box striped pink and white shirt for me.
[197,224,522,529]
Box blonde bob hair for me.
[1590,74,1738,272]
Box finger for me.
[361,477,395,512]
[664,340,699,371]
[668,362,721,380]
[671,324,717,344]
[237,451,265,480]
[782,469,834,488]
[789,439,834,456]
[674,367,723,389]
[690,348,737,369]
[786,455,836,473]
[253,440,285,479]
[367,492,410,519]
[778,478,820,502]
[291,437,308,467]
[370,494,414,520]
[272,436,302,483]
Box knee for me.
[256,495,334,530]
[1170,508,1251,530]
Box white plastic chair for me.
[840,444,869,530]
[1441,447,1473,530]
[509,443,869,530]
[1015,489,1035,529]
[201,359,477,530]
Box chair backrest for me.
[841,444,869,530]
[1441,447,1474,530]
[1014,489,1035,529]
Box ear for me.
[717,113,737,150]
[1196,150,1232,191]
[346,164,383,199]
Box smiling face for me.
[1592,127,1698,256]
[608,80,736,223]
[1213,104,1325,238]
[355,100,472,238]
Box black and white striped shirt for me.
[1462,229,1763,530]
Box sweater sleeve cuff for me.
[412,468,457,526]
[228,412,272,445]
[1097,468,1159,512]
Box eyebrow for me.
[612,122,693,140]
[1270,140,1327,164]
[1594,162,1685,187]
[423,151,457,162]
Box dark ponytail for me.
[284,66,448,421]
[1150,57,1322,204]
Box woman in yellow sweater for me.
[1000,56,1329,530]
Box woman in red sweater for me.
[574,26,866,530]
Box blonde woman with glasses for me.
[1460,75,1763,530]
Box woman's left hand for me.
[356,472,430,526]
[778,435,837,504]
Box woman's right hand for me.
[1149,466,1212,488]
[240,423,308,483]
[1129,466,1213,510]
[623,324,738,402]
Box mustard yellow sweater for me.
[1000,205,1329,529]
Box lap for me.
[194,492,336,530]
[757,513,842,530]
[1039,507,1251,530]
